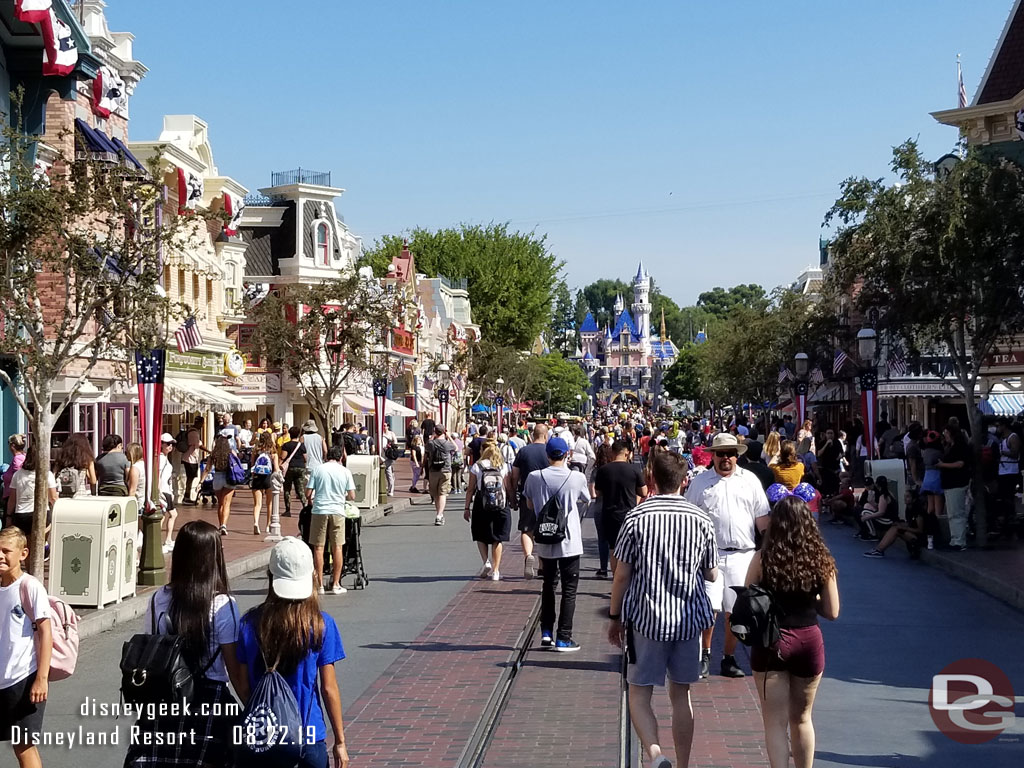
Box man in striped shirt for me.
[609,450,718,768]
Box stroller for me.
[299,505,369,590]
[198,460,216,505]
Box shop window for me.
[206,278,214,320]
[316,223,329,265]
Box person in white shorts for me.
[684,433,770,679]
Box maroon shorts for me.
[751,624,825,678]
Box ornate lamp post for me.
[495,376,505,434]
[794,351,809,427]
[576,393,582,416]
[857,328,879,460]
[437,362,451,432]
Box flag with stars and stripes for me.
[958,58,968,109]
[174,315,203,353]
[373,378,388,457]
[40,8,78,77]
[135,349,166,514]
[887,349,908,377]
[833,348,850,375]
[778,365,793,384]
[810,367,825,384]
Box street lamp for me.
[794,352,809,427]
[437,362,451,432]
[857,328,879,460]
[575,393,582,416]
[494,376,505,433]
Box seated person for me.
[856,476,898,541]
[864,488,927,559]
[824,477,856,525]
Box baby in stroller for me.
[198,459,216,505]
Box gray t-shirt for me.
[95,451,130,490]
[304,433,325,470]
[427,438,457,472]
[524,465,591,559]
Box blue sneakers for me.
[554,639,581,653]
[540,632,554,648]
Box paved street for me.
[29,494,1024,767]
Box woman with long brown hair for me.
[770,440,804,490]
[763,431,782,466]
[249,430,280,535]
[745,493,840,768]
[54,433,96,497]
[200,436,236,535]
[238,538,349,768]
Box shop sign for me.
[230,372,282,394]
[877,380,960,396]
[983,348,1024,369]
[392,327,415,356]
[167,350,222,375]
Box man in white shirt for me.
[684,433,770,679]
[382,423,398,496]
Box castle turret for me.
[613,293,624,314]
[632,261,652,357]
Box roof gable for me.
[976,0,1024,105]
[580,311,598,333]
[611,309,639,341]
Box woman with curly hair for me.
[54,433,96,498]
[745,492,839,768]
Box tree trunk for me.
[28,406,52,577]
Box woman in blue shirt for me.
[238,537,349,768]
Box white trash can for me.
[347,455,381,509]
[50,496,136,608]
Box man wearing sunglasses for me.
[684,433,770,679]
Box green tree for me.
[825,139,1024,545]
[580,278,631,331]
[697,284,769,319]
[0,113,198,575]
[663,345,705,402]
[248,275,403,434]
[550,281,577,355]
[522,352,591,412]
[359,224,562,349]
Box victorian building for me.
[574,262,678,408]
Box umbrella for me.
[471,403,493,413]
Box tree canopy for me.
[696,284,769,319]
[359,223,562,349]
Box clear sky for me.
[109,0,1012,306]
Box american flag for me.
[778,364,793,384]
[174,315,203,353]
[135,349,166,513]
[833,348,850,375]
[888,349,908,377]
[810,367,825,384]
[958,56,968,109]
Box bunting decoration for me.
[373,378,388,457]
[92,64,126,118]
[16,1,51,23]
[40,7,78,76]
[135,349,166,514]
[438,386,450,431]
[1016,108,1024,142]
[223,192,245,236]
[176,167,204,214]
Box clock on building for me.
[224,350,246,378]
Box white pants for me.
[704,549,755,613]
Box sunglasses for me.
[715,451,739,459]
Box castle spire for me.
[660,307,667,342]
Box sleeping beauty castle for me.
[573,262,679,409]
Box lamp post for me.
[794,351,809,427]
[495,376,505,434]
[857,328,879,461]
[437,362,451,432]
[575,393,582,416]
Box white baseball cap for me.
[160,433,175,444]
[269,537,314,600]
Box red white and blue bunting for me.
[92,64,126,118]
[373,378,388,457]
[177,167,204,214]
[40,8,78,77]
[223,192,244,236]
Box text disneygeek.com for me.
[10,697,244,749]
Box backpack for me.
[175,429,189,455]
[237,654,313,765]
[57,466,80,498]
[252,452,273,476]
[429,440,448,471]
[19,576,79,681]
[120,593,220,704]
[534,471,573,545]
[728,585,780,649]
[384,440,402,462]
[885,436,906,460]
[228,453,247,485]
[475,467,506,513]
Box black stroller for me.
[299,505,369,590]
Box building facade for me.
[575,262,678,409]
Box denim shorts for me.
[626,632,700,687]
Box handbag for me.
[280,441,303,474]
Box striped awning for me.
[979,393,1024,416]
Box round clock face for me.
[225,351,246,378]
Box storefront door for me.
[105,404,131,444]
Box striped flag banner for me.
[862,386,879,460]
[958,56,968,109]
[810,367,825,385]
[135,349,166,514]
[833,348,850,375]
[888,350,908,377]
[373,378,388,457]
[174,315,204,353]
[495,396,505,435]
[778,365,792,384]
[438,387,450,431]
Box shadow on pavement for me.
[361,641,516,652]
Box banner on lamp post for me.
[860,371,878,460]
[438,387,449,432]
[495,396,504,435]
[135,349,166,513]
[373,378,387,456]
[795,381,808,427]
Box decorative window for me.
[316,222,330,265]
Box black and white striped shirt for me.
[614,494,718,642]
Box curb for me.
[920,548,1024,613]
[76,497,413,640]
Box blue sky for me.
[111,0,1011,306]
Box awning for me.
[980,393,1024,416]
[108,135,146,171]
[343,394,416,417]
[808,383,848,404]
[74,119,146,171]
[165,376,246,411]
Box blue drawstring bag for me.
[237,653,312,766]
[227,453,246,486]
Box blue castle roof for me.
[651,340,677,360]
[579,311,599,333]
[611,309,641,342]
[635,260,647,282]
[583,350,594,360]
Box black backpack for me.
[429,440,448,471]
[475,467,506,513]
[175,429,189,455]
[534,471,572,544]
[728,585,780,649]
[120,593,222,705]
